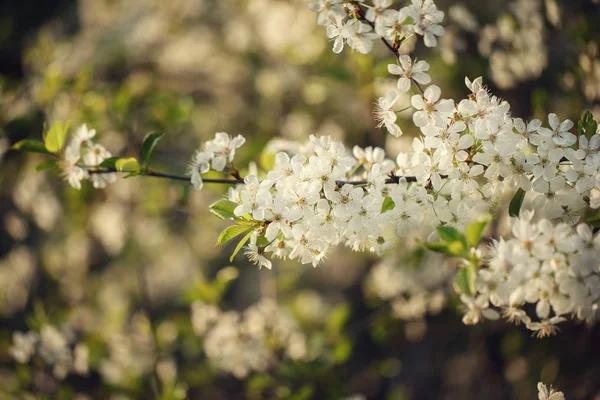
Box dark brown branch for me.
[86,166,422,187]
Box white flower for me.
[399,0,445,47]
[365,0,393,22]
[537,382,565,400]
[388,55,431,92]
[410,85,454,127]
[537,113,576,147]
[188,150,212,190]
[245,242,272,270]
[374,91,403,137]
[308,0,344,26]
[205,132,246,172]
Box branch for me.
[87,166,421,187]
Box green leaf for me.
[437,225,465,243]
[44,121,70,153]
[35,160,58,171]
[115,157,140,172]
[98,156,120,169]
[230,228,256,262]
[208,199,239,220]
[578,111,598,141]
[11,139,51,155]
[381,197,395,212]
[509,188,526,217]
[437,226,468,255]
[454,263,477,295]
[584,208,600,228]
[423,241,450,254]
[140,131,164,168]
[217,224,254,246]
[465,214,492,248]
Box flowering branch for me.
[10,0,600,339]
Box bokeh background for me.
[1,0,600,399]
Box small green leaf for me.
[98,156,120,169]
[217,224,254,246]
[11,139,51,155]
[230,228,256,262]
[465,214,492,248]
[454,263,477,295]
[423,241,450,254]
[115,157,140,172]
[140,131,164,168]
[209,199,239,220]
[584,208,600,228]
[578,111,598,141]
[437,226,467,248]
[35,160,58,171]
[381,197,395,212]
[44,121,70,153]
[509,188,526,217]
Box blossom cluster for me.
[223,72,600,272]
[310,0,444,55]
[191,299,308,378]
[188,132,246,190]
[10,325,89,380]
[460,211,600,337]
[61,124,116,190]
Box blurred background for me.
[0,0,600,399]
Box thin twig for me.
[86,166,421,187]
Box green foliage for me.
[578,111,598,141]
[35,160,58,171]
[216,224,254,246]
[454,263,477,296]
[509,188,526,217]
[43,121,70,153]
[208,199,239,220]
[140,131,164,169]
[381,196,395,212]
[98,156,120,169]
[115,157,140,173]
[465,214,491,248]
[425,225,468,257]
[11,139,51,155]
[230,228,257,262]
[584,208,600,228]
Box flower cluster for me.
[61,124,116,189]
[188,132,246,190]
[460,211,600,337]
[191,299,308,378]
[10,325,89,379]
[310,0,444,55]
